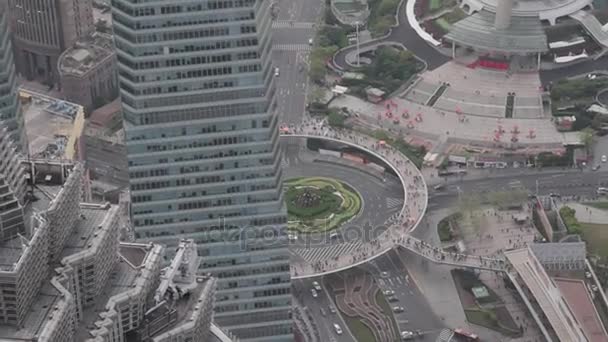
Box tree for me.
[327,109,346,128]
[579,127,594,155]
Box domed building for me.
[442,0,607,70]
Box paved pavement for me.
[293,278,355,342]
[363,251,446,342]
[333,0,449,71]
[427,169,608,210]
[540,56,608,86]
[271,0,323,124]
[563,202,608,224]
[282,143,404,247]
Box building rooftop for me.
[554,277,608,342]
[20,90,85,160]
[0,285,62,340]
[75,253,142,341]
[60,205,114,259]
[445,10,548,53]
[530,241,586,265]
[59,32,115,78]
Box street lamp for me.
[354,21,361,67]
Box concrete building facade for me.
[58,32,118,114]
[0,158,219,342]
[111,0,292,340]
[8,0,95,84]
[0,3,27,151]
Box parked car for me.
[333,324,343,335]
[329,306,337,314]
[393,306,405,313]
[384,289,395,296]
[311,289,318,298]
[387,296,399,302]
[602,155,607,163]
[320,308,326,316]
[312,281,322,291]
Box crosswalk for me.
[436,329,454,342]
[386,197,404,210]
[273,44,311,52]
[294,240,364,264]
[272,21,315,29]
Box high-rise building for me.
[0,2,27,151]
[8,0,94,84]
[111,0,291,341]
[0,147,220,341]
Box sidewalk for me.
[564,202,608,224]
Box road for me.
[293,278,355,342]
[333,0,449,71]
[428,168,608,209]
[282,142,404,247]
[271,0,324,124]
[361,251,445,342]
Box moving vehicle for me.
[329,306,337,314]
[288,233,298,241]
[308,38,313,45]
[602,155,607,163]
[454,328,479,341]
[334,323,343,335]
[320,308,326,316]
[311,289,318,298]
[274,67,280,77]
[330,232,339,239]
[393,306,405,313]
[597,187,608,195]
[401,330,422,340]
[312,281,322,291]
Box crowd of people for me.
[287,118,506,277]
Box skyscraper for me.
[8,0,94,84]
[111,0,292,341]
[0,1,27,151]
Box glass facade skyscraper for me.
[0,2,27,151]
[110,0,292,341]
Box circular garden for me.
[285,177,362,233]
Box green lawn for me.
[375,291,400,341]
[342,314,377,342]
[579,222,608,258]
[443,7,467,23]
[584,202,608,210]
[430,0,442,11]
[435,18,451,31]
[285,177,362,233]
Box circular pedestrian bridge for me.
[281,121,428,279]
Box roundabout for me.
[286,177,362,234]
[281,120,430,279]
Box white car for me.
[308,38,313,45]
[288,233,298,242]
[602,155,607,163]
[393,306,405,313]
[274,67,280,77]
[401,331,414,340]
[383,289,395,296]
[333,323,343,335]
[312,281,322,291]
[311,289,318,298]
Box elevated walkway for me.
[571,11,608,49]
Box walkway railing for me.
[283,119,506,278]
